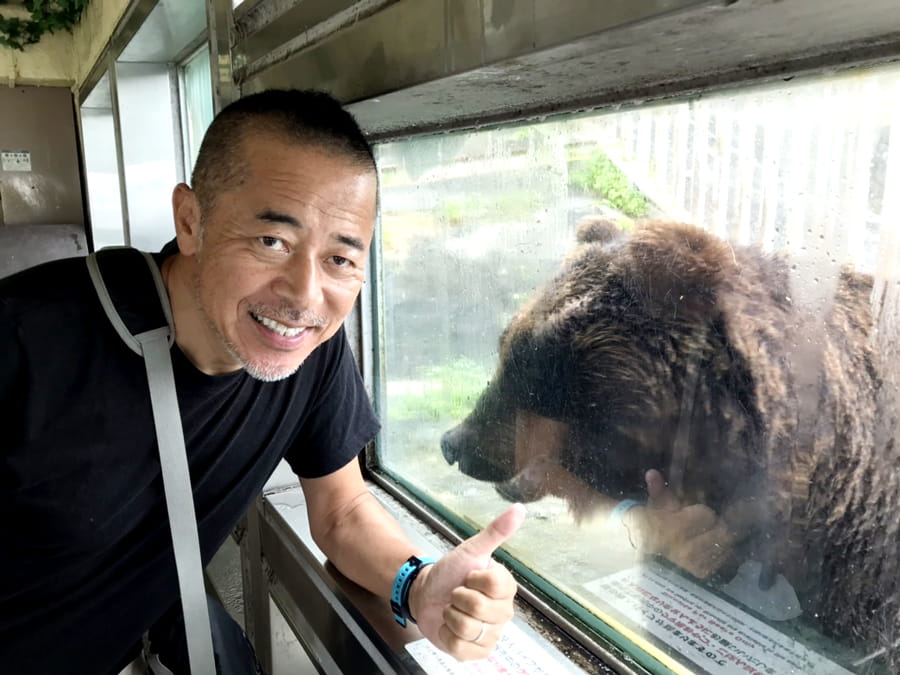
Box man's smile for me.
[250,311,310,337]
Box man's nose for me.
[275,255,324,306]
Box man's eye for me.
[331,255,352,267]
[259,236,285,251]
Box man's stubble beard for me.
[190,267,304,383]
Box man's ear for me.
[172,183,201,256]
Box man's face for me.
[177,134,377,381]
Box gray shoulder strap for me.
[85,249,175,355]
[87,250,216,675]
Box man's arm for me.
[300,459,524,660]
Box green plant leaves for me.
[0,0,91,50]
[570,150,650,218]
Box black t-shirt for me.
[0,251,380,674]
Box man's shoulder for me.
[1,247,171,323]
[0,255,94,318]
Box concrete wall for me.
[72,0,131,88]
[0,2,73,86]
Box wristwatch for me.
[391,555,437,627]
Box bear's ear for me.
[618,221,737,321]
[576,217,625,246]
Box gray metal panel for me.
[530,0,714,50]
[238,0,900,138]
[118,0,209,63]
[0,87,85,227]
[207,0,238,111]
[236,0,364,65]
[238,0,717,98]
[0,224,87,279]
[238,0,410,88]
[445,0,484,73]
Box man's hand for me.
[408,504,526,661]
[623,469,735,578]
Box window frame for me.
[359,60,900,675]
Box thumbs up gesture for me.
[408,503,526,660]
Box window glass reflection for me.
[374,64,900,674]
[180,46,214,175]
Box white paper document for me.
[584,563,853,675]
[406,621,586,675]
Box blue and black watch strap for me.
[391,555,437,627]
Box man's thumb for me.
[462,503,527,560]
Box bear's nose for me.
[440,427,462,465]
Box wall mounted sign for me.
[1,151,32,172]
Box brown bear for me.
[440,218,899,666]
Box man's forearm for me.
[309,488,427,600]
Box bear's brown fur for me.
[441,218,899,665]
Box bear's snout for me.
[440,426,463,465]
[440,422,516,482]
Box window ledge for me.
[255,479,616,674]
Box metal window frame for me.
[107,58,133,247]
[175,42,214,181]
[76,0,217,250]
[206,0,238,112]
[358,118,649,673]
[355,54,900,674]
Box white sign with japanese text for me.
[585,563,853,675]
[1,151,32,172]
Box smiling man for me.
[0,90,524,675]
[166,134,375,381]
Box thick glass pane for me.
[80,73,125,250]
[181,46,214,176]
[375,64,900,674]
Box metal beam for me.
[238,499,273,674]
[206,0,238,111]
[108,57,132,247]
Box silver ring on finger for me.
[472,621,488,644]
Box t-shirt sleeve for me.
[284,328,381,478]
